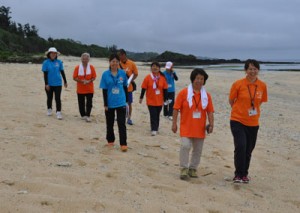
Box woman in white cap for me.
[163,61,178,120]
[41,47,68,119]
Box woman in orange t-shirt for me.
[139,62,168,136]
[172,68,214,180]
[73,53,97,122]
[229,59,268,184]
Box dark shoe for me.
[180,168,189,180]
[242,176,250,183]
[188,168,198,178]
[127,119,133,125]
[233,176,243,183]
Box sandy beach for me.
[0,56,299,213]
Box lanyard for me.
[110,71,119,86]
[193,94,201,110]
[247,85,257,109]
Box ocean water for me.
[196,63,300,72]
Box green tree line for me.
[0,5,243,65]
[0,6,113,63]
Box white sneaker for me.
[151,131,157,136]
[47,108,52,116]
[86,117,91,122]
[168,116,173,121]
[56,111,62,120]
[81,116,87,120]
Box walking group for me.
[41,47,268,183]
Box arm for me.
[207,112,214,134]
[60,70,68,88]
[229,99,235,107]
[172,109,179,133]
[173,72,178,81]
[132,63,138,81]
[139,88,146,103]
[43,72,50,91]
[102,89,108,111]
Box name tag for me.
[168,84,172,88]
[155,89,160,95]
[248,108,257,116]
[112,87,120,94]
[193,111,201,119]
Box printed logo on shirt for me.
[118,77,124,84]
[256,91,263,99]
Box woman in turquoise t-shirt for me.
[100,54,128,152]
[41,47,68,120]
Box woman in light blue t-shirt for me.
[41,47,68,120]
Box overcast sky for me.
[1,0,300,60]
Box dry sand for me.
[0,56,299,212]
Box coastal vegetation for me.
[1,5,295,67]
[0,5,241,64]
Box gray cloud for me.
[2,0,300,60]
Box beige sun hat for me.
[45,47,60,55]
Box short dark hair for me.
[109,53,120,62]
[190,68,209,85]
[118,49,127,55]
[151,61,161,68]
[244,59,260,70]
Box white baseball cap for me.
[165,61,173,69]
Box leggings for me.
[45,86,62,111]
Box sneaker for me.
[168,116,173,121]
[151,131,157,136]
[180,168,189,180]
[188,168,198,178]
[81,116,87,120]
[242,176,250,184]
[121,145,128,152]
[86,117,91,122]
[233,176,243,183]
[47,108,52,116]
[56,111,62,120]
[127,119,133,125]
[106,142,115,148]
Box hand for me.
[172,123,177,133]
[139,99,143,104]
[206,124,213,134]
[45,85,50,91]
[64,82,68,88]
[104,106,108,111]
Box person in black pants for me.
[229,59,268,183]
[100,54,128,152]
[163,61,178,120]
[139,62,168,136]
[73,53,97,122]
[42,47,67,120]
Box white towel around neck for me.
[150,73,159,89]
[187,84,208,109]
[78,63,91,76]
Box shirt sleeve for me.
[100,72,107,89]
[229,81,238,101]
